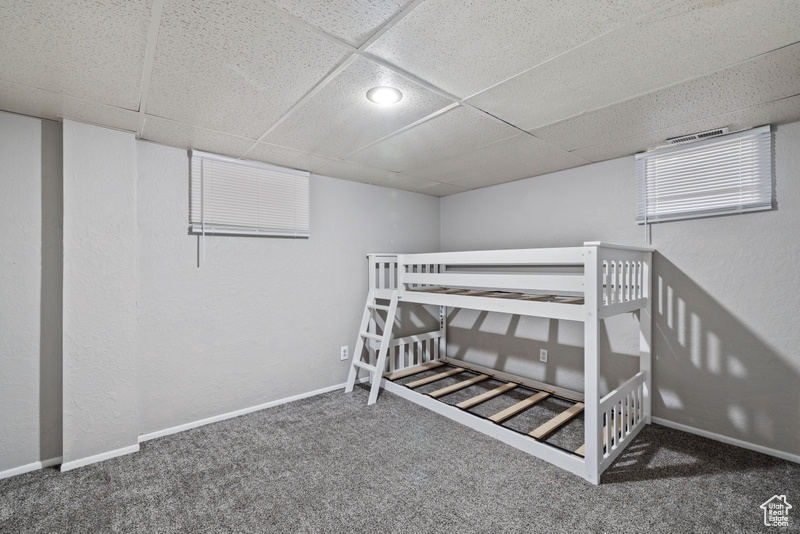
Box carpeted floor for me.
[1,386,798,533]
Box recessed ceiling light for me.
[366,86,402,105]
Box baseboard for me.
[2,379,367,479]
[60,444,140,473]
[139,378,368,443]
[0,456,62,480]
[652,417,800,464]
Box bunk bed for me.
[344,242,653,485]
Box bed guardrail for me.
[365,254,445,374]
[595,244,651,319]
[597,370,648,471]
[363,331,443,373]
[368,254,399,299]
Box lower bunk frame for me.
[370,336,649,484]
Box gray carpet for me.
[1,387,798,533]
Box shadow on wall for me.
[39,120,63,462]
[354,302,440,366]
[651,252,798,455]
[445,309,640,396]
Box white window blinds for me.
[635,125,773,224]
[190,150,310,237]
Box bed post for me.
[583,245,602,485]
[640,253,653,424]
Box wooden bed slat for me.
[385,361,445,381]
[462,290,495,296]
[529,402,585,440]
[489,292,523,299]
[405,367,465,389]
[428,374,490,399]
[456,382,518,409]
[414,286,448,293]
[406,288,585,305]
[575,417,621,456]
[557,297,585,304]
[489,391,550,423]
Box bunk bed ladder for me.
[344,290,399,405]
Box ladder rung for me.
[366,303,390,311]
[360,331,383,341]
[352,360,377,372]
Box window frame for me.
[189,150,310,238]
[635,125,773,225]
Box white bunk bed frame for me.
[344,242,653,485]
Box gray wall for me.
[0,112,62,472]
[0,112,43,471]
[1,117,440,475]
[441,121,800,458]
[2,112,796,473]
[136,141,440,435]
[62,120,140,465]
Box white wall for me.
[3,114,796,474]
[0,112,42,471]
[441,121,800,459]
[1,118,440,476]
[62,120,139,466]
[0,112,62,474]
[135,141,440,436]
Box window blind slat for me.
[636,126,772,224]
[189,150,310,237]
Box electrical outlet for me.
[539,348,548,363]
[340,346,349,360]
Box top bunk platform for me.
[369,242,653,322]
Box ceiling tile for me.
[367,0,669,99]
[468,0,800,131]
[244,142,337,173]
[345,106,518,172]
[313,159,397,185]
[376,174,443,193]
[532,43,800,151]
[146,0,349,139]
[0,0,150,110]
[445,152,589,191]
[415,182,469,197]
[263,56,454,158]
[264,0,415,47]
[140,115,256,158]
[573,95,800,162]
[0,80,139,132]
[406,134,580,182]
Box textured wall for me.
[440,121,800,458]
[0,112,42,472]
[136,141,440,435]
[39,118,64,462]
[62,121,138,464]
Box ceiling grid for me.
[0,0,798,195]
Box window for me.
[635,125,773,224]
[190,150,310,237]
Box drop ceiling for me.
[1,0,798,196]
